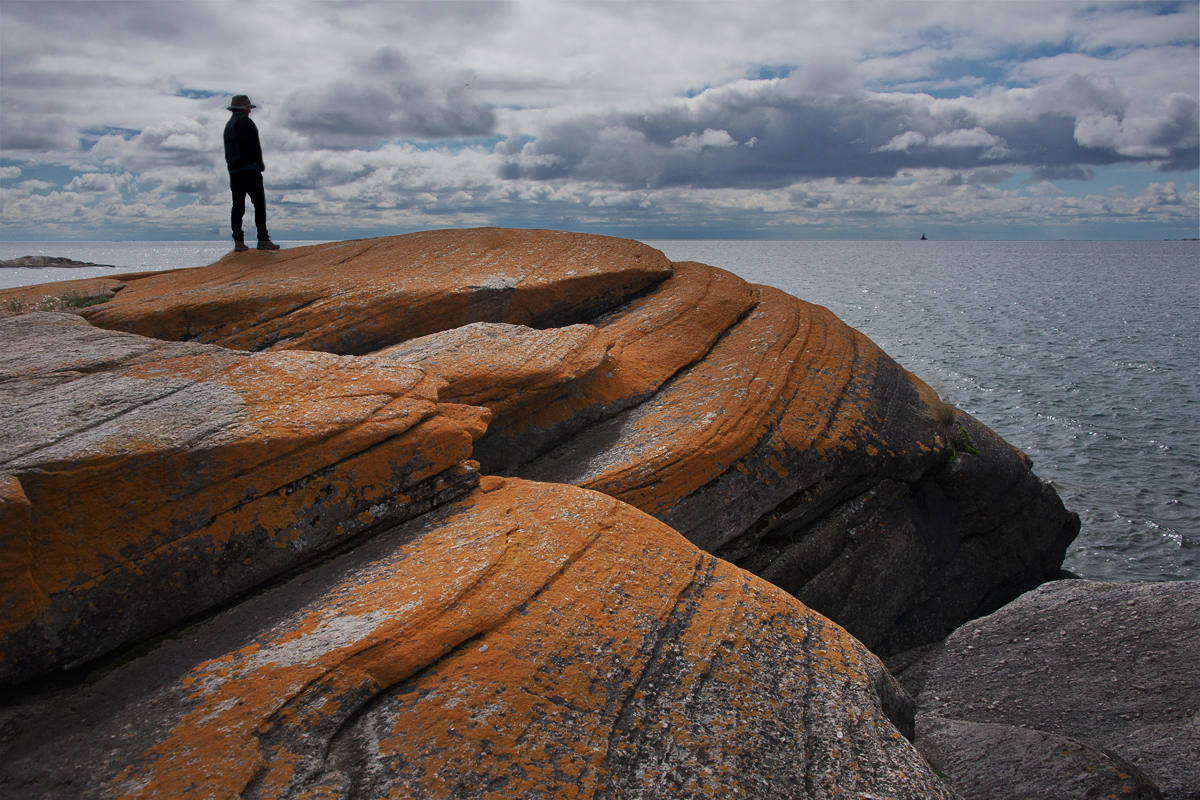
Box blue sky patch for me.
[176,88,224,99]
[754,65,795,81]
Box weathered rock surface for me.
[79,228,673,354]
[899,579,1200,799]
[517,284,1078,656]
[6,229,1077,665]
[380,261,757,473]
[916,715,1162,800]
[0,312,483,684]
[0,478,952,800]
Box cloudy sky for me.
[1,0,1197,241]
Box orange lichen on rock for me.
[521,286,944,542]
[0,475,43,636]
[512,280,1078,655]
[378,262,758,473]
[0,312,484,683]
[78,228,672,354]
[95,479,948,800]
[591,261,758,396]
[479,262,758,470]
[377,321,612,419]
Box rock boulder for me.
[0,312,483,683]
[899,579,1199,799]
[0,479,952,800]
[79,228,672,354]
[0,227,1090,797]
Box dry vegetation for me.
[2,290,111,317]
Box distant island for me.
[0,255,116,269]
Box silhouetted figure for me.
[224,95,279,252]
[920,233,927,240]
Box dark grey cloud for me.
[501,74,1199,189]
[0,114,75,151]
[1151,93,1200,171]
[0,0,215,41]
[279,47,495,148]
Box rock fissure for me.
[595,553,716,781]
[239,507,611,798]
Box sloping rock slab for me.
[77,228,672,354]
[901,580,1199,799]
[522,283,1077,655]
[916,715,1162,800]
[0,313,484,684]
[380,262,757,473]
[377,321,612,422]
[0,478,951,800]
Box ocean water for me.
[3,238,1197,583]
[646,240,1199,584]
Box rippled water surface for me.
[646,240,1199,583]
[4,239,1197,582]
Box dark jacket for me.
[224,112,264,173]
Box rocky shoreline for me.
[0,229,1193,798]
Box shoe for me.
[257,239,281,251]
[233,241,249,252]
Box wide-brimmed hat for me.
[227,95,257,111]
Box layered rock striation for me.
[1,479,951,799]
[2,229,1076,680]
[0,228,1083,797]
[0,312,485,683]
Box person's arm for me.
[242,117,265,172]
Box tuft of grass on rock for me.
[2,290,111,316]
[927,396,958,428]
[923,395,980,462]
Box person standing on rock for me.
[224,95,280,252]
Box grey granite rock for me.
[916,714,1162,800]
[902,579,1200,799]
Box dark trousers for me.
[229,169,268,242]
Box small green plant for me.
[4,295,26,313]
[930,763,952,781]
[946,421,981,462]
[56,290,111,310]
